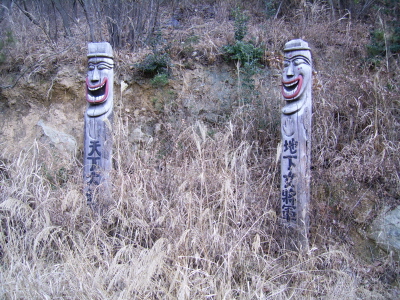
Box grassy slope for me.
[0,2,399,299]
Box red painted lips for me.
[86,77,109,104]
[282,75,303,100]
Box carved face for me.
[86,57,113,104]
[282,49,311,114]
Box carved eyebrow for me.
[88,61,114,69]
[97,62,113,69]
[289,55,311,65]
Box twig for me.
[14,1,55,47]
[274,0,283,19]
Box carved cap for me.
[88,42,113,58]
[283,39,311,52]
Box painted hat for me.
[283,39,311,52]
[88,42,113,58]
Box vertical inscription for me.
[85,140,102,203]
[281,137,298,222]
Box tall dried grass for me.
[0,119,370,299]
[1,109,396,298]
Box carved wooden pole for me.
[83,42,114,212]
[280,39,312,251]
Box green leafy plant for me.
[150,73,169,88]
[367,29,386,57]
[232,7,249,41]
[223,40,263,66]
[223,41,263,105]
[223,7,264,106]
[223,6,264,71]
[180,34,200,58]
[264,0,278,18]
[367,26,400,58]
[136,52,170,77]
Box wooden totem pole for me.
[280,39,312,251]
[83,42,114,211]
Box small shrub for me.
[264,0,278,18]
[367,26,400,57]
[223,40,263,66]
[150,73,169,88]
[136,52,170,77]
[180,35,200,58]
[232,7,249,41]
[174,34,201,61]
[223,40,264,106]
[224,6,263,66]
[223,7,264,107]
[367,29,386,57]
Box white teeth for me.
[87,95,104,101]
[87,79,107,103]
[284,86,298,95]
[284,88,298,96]
[88,81,105,91]
[283,79,299,97]
[284,81,297,87]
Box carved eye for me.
[283,61,290,68]
[293,58,307,66]
[98,63,112,70]
[88,65,95,71]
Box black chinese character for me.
[86,188,93,203]
[88,140,102,156]
[88,171,101,185]
[282,205,297,222]
[87,156,101,170]
[283,155,297,170]
[283,171,295,188]
[86,140,102,189]
[284,138,298,154]
[282,188,296,205]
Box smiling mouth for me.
[282,76,303,100]
[86,77,109,104]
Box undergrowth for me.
[223,7,265,107]
[0,121,389,299]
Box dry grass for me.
[0,121,379,299]
[1,2,400,299]
[0,115,396,298]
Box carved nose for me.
[287,63,294,76]
[91,68,100,82]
